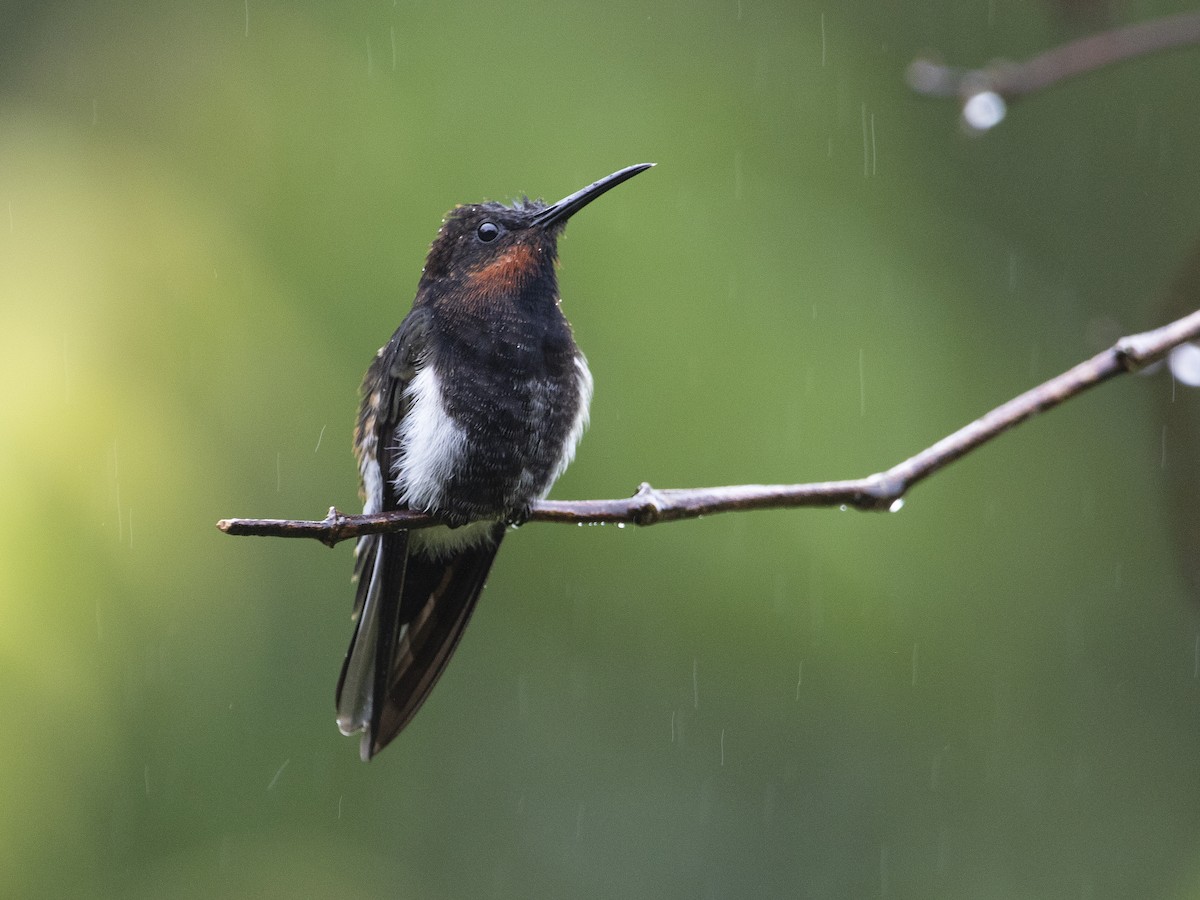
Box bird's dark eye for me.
[477,222,500,242]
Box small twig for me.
[909,10,1200,99]
[217,307,1200,546]
[907,10,1200,130]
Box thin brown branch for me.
[908,10,1200,124]
[217,308,1200,547]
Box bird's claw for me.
[505,505,534,528]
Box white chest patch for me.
[550,354,594,489]
[392,365,466,511]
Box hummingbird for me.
[336,163,654,760]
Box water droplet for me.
[962,91,1006,132]
[1169,342,1200,387]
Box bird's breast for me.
[392,346,591,525]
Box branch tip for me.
[910,11,1200,117]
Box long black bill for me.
[531,163,654,228]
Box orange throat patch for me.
[466,243,538,299]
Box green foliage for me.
[2,1,1199,897]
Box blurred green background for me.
[3,0,1200,897]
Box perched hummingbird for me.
[336,163,654,760]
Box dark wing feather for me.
[335,308,429,752]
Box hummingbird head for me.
[417,163,654,304]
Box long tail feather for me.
[366,525,505,758]
[335,530,409,741]
[336,524,505,760]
